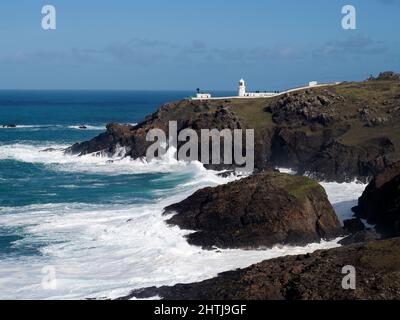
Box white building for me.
[238,79,246,97]
[238,79,277,98]
[190,78,338,101]
[195,93,212,99]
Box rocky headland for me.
[67,73,400,182]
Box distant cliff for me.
[67,73,400,182]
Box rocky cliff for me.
[66,75,400,182]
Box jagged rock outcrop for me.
[164,171,343,249]
[338,218,379,246]
[353,161,400,238]
[66,102,243,170]
[267,90,344,126]
[123,237,400,300]
[368,71,400,81]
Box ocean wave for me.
[0,143,212,175]
[0,195,342,300]
[1,123,138,131]
[0,156,363,299]
[67,125,106,130]
[0,124,110,131]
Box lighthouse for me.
[238,79,246,97]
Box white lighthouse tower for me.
[238,78,246,97]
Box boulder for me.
[343,218,365,234]
[338,230,379,246]
[164,171,343,249]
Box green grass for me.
[267,173,321,200]
[334,81,400,100]
[286,177,321,200]
[228,98,276,129]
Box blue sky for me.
[0,0,399,90]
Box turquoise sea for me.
[0,90,362,299]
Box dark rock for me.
[216,170,235,178]
[66,123,138,156]
[66,103,243,171]
[123,237,400,300]
[268,92,337,126]
[40,147,65,152]
[353,161,400,238]
[338,230,379,246]
[343,218,365,234]
[164,171,343,249]
[368,71,400,81]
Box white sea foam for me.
[0,143,208,175]
[67,125,106,130]
[0,154,364,299]
[320,180,366,222]
[0,197,342,300]
[0,124,108,131]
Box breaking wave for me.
[0,124,109,131]
[0,148,364,299]
[0,143,208,175]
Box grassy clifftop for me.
[201,79,400,149]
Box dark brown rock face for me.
[266,86,397,182]
[268,91,342,126]
[66,102,243,170]
[164,172,343,249]
[353,161,400,238]
[343,218,365,234]
[338,218,379,246]
[124,237,400,300]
